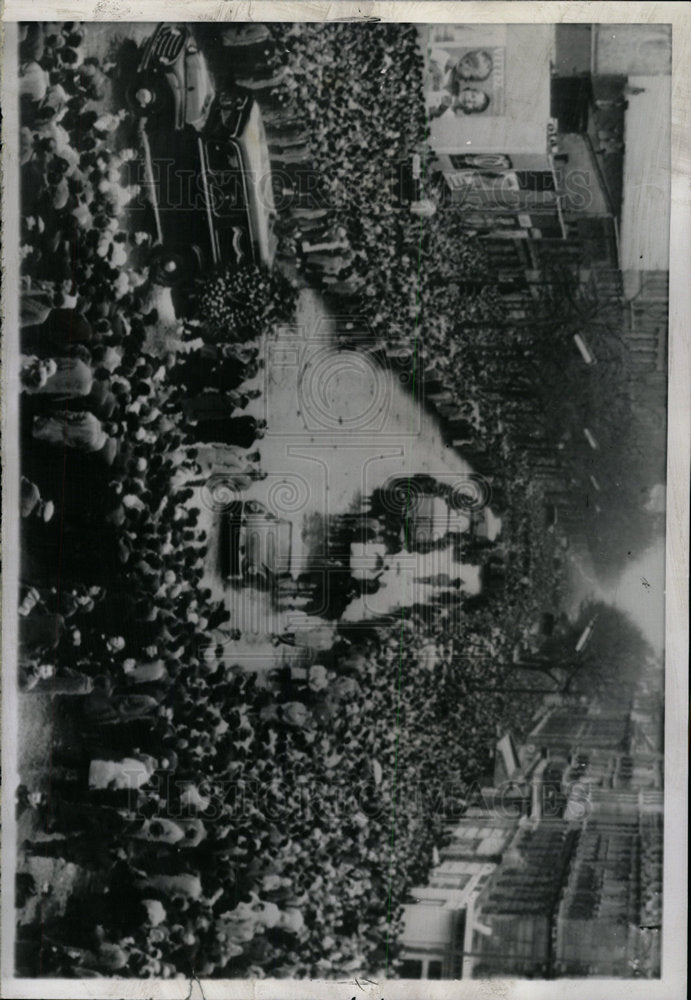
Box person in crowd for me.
[32,411,111,452]
[21,354,93,399]
[20,476,55,521]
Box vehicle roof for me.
[235,102,277,264]
[241,510,292,574]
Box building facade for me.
[466,689,663,978]
[399,682,663,979]
[398,811,520,978]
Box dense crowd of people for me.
[216,24,559,516]
[14,20,571,981]
[17,607,502,979]
[247,22,663,582]
[212,23,430,309]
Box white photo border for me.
[2,3,688,999]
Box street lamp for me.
[583,427,600,450]
[574,333,597,365]
[575,615,598,653]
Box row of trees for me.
[391,207,664,581]
[230,21,666,584]
[444,594,653,740]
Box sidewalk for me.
[586,76,627,219]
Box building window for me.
[449,154,513,170]
[445,840,483,857]
[400,960,423,979]
[440,862,475,876]
[432,875,472,890]
[427,961,443,980]
[515,171,557,193]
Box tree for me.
[530,600,653,701]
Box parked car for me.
[220,500,292,589]
[132,24,277,287]
[128,23,215,131]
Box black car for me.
[133,25,277,286]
